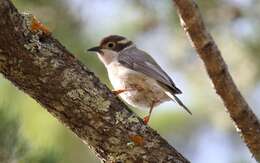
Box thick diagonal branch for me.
[172,0,260,160]
[0,0,189,162]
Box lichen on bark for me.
[0,0,190,162]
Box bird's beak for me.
[87,46,101,53]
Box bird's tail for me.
[165,91,192,115]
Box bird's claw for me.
[143,116,150,125]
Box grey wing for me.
[118,47,182,94]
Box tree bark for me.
[172,0,260,161]
[0,0,190,162]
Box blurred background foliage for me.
[0,0,259,162]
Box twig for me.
[172,0,260,161]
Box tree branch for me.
[172,0,260,160]
[0,0,190,162]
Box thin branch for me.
[0,0,190,162]
[172,0,260,161]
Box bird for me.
[88,35,191,124]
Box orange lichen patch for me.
[31,16,50,35]
[129,135,144,146]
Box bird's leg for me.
[112,89,128,95]
[143,100,157,125]
[112,85,138,95]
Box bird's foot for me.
[112,89,128,95]
[143,100,157,125]
[143,116,150,125]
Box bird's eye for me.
[107,42,116,48]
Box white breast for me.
[107,61,170,109]
[107,61,136,90]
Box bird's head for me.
[88,35,134,66]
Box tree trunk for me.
[0,0,189,162]
[172,0,260,161]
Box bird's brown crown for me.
[99,35,133,52]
